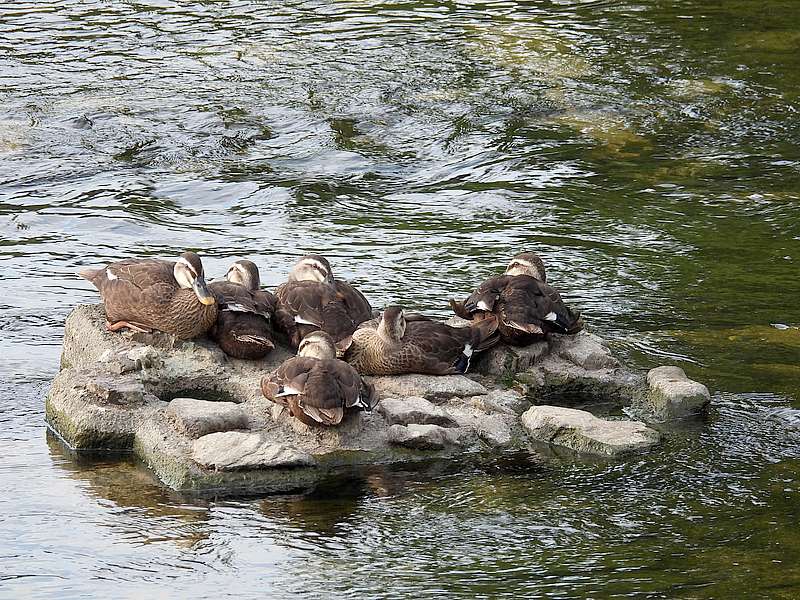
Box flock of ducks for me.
[79,252,583,427]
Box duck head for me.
[226,259,261,291]
[505,252,547,282]
[378,305,406,343]
[298,330,337,360]
[174,251,216,305]
[288,255,335,285]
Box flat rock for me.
[387,424,460,450]
[467,389,530,416]
[166,398,249,439]
[377,397,458,427]
[476,341,549,376]
[192,432,316,471]
[367,374,487,401]
[521,405,660,457]
[551,331,620,371]
[646,366,711,419]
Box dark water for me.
[1,1,799,597]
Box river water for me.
[1,1,799,597]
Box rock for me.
[377,397,458,428]
[86,375,146,406]
[646,366,710,419]
[475,341,549,376]
[521,405,660,457]
[192,432,316,471]
[467,389,530,415]
[367,374,487,401]
[551,331,619,370]
[166,398,249,439]
[387,424,460,450]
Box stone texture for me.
[467,389,530,416]
[646,366,711,419]
[166,398,248,439]
[47,303,705,495]
[367,374,487,401]
[521,405,660,457]
[192,432,316,471]
[552,331,620,370]
[377,397,458,428]
[476,341,549,376]
[387,424,460,450]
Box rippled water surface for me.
[1,1,799,597]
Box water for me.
[1,0,799,597]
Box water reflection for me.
[2,0,800,596]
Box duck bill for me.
[192,277,216,305]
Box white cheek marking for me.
[477,301,491,311]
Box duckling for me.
[345,305,499,376]
[261,331,375,427]
[274,255,373,354]
[450,251,583,346]
[208,260,277,360]
[78,251,218,340]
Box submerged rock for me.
[522,405,660,457]
[646,366,711,419]
[45,304,707,495]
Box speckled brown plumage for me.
[345,309,499,376]
[451,273,583,346]
[261,355,374,426]
[209,280,276,359]
[274,278,373,351]
[79,255,217,340]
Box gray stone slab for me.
[377,397,458,428]
[387,424,460,450]
[166,398,249,439]
[522,405,660,457]
[646,366,710,419]
[192,432,316,471]
[367,374,487,401]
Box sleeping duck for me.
[209,259,277,360]
[344,305,499,376]
[450,251,583,346]
[261,331,375,427]
[274,255,373,353]
[79,251,217,340]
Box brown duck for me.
[274,255,373,353]
[345,305,499,376]
[209,260,277,360]
[79,251,218,339]
[261,331,375,426]
[450,251,583,346]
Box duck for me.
[78,251,218,340]
[344,305,499,376]
[450,251,583,346]
[208,259,277,360]
[274,255,373,354]
[261,331,375,426]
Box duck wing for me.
[210,281,275,320]
[401,321,474,374]
[458,276,509,315]
[500,276,582,335]
[334,278,373,325]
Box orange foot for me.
[106,320,153,334]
